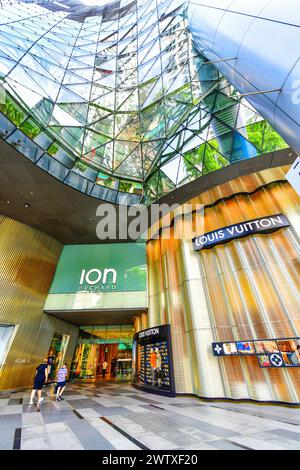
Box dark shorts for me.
[33,380,44,390]
[57,381,66,388]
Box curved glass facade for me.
[0,0,288,204]
[187,0,300,153]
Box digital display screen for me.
[237,341,255,355]
[223,342,238,355]
[132,324,175,396]
[254,340,279,354]
[277,339,300,367]
[212,337,300,368]
[258,355,270,367]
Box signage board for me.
[45,243,147,312]
[49,243,146,294]
[138,327,160,339]
[212,337,300,368]
[286,157,300,196]
[193,214,289,251]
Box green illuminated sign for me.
[49,243,146,294]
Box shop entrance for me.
[70,325,134,380]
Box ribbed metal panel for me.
[0,216,78,391]
[147,167,300,402]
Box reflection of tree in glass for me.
[246,121,288,153]
[0,97,24,126]
[184,139,228,178]
[20,119,41,139]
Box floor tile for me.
[1,380,300,450]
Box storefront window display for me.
[47,333,70,381]
[132,324,175,397]
[70,325,134,379]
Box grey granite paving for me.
[0,414,22,450]
[210,440,251,450]
[67,418,114,450]
[1,379,300,450]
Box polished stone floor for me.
[1,380,300,450]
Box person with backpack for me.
[55,363,68,401]
[29,359,48,405]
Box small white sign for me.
[286,157,300,196]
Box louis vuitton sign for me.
[193,214,289,251]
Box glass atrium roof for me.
[0,0,288,205]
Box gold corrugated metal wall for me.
[0,216,79,391]
[147,167,300,402]
[133,313,148,333]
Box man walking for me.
[29,359,48,405]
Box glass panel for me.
[6,130,43,162]
[70,325,134,379]
[0,324,16,366]
[0,0,289,206]
[0,112,16,139]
